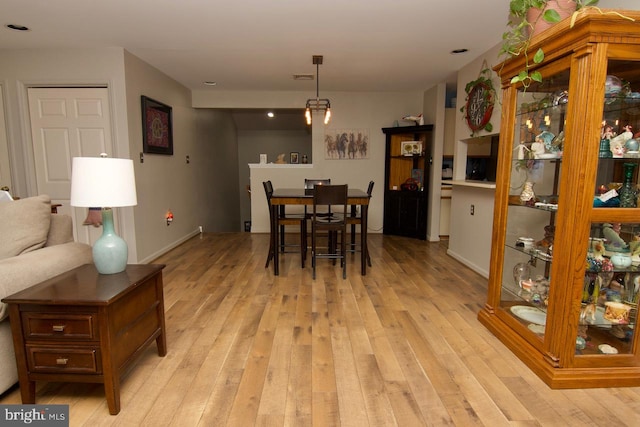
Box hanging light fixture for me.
[305,55,331,125]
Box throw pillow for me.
[0,194,51,260]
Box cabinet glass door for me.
[500,68,570,339]
[581,58,640,357]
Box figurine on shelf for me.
[536,225,555,249]
[603,223,629,252]
[402,114,423,126]
[601,123,615,140]
[539,130,557,152]
[515,143,531,160]
[530,139,546,158]
[610,124,633,156]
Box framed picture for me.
[290,152,299,164]
[141,96,173,155]
[401,141,422,156]
[324,129,369,159]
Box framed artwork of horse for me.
[324,129,369,159]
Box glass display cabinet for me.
[478,10,640,388]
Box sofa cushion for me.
[0,195,51,260]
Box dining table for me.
[269,188,371,276]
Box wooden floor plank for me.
[2,233,640,427]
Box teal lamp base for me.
[93,208,128,274]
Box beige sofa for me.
[0,195,93,395]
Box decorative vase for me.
[520,181,536,203]
[610,252,632,269]
[513,262,532,288]
[527,0,577,37]
[599,139,613,158]
[618,162,637,208]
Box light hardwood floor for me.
[2,233,640,426]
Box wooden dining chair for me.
[304,178,331,218]
[311,184,348,279]
[345,181,374,267]
[263,181,307,269]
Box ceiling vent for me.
[293,74,314,81]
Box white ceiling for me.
[0,0,514,92]
[1,0,637,128]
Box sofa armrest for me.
[45,214,74,247]
[0,242,92,321]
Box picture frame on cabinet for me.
[401,141,422,156]
[290,152,299,164]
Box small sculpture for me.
[530,140,546,158]
[603,223,629,251]
[274,153,287,164]
[601,124,614,140]
[402,114,424,126]
[610,124,633,155]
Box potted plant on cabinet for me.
[501,0,600,88]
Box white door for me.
[28,87,113,245]
[0,86,13,192]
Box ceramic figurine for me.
[610,124,633,155]
[536,130,556,153]
[516,143,530,160]
[580,303,596,324]
[601,124,614,140]
[520,181,536,203]
[402,114,423,126]
[603,223,629,251]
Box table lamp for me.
[70,154,137,274]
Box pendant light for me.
[305,55,331,125]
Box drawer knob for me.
[52,325,66,332]
[56,358,69,365]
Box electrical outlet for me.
[470,204,475,215]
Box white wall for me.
[448,43,502,277]
[0,86,12,191]
[423,83,446,241]
[238,129,311,230]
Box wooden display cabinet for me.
[478,10,640,388]
[381,125,432,239]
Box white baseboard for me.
[446,248,489,279]
[138,230,200,264]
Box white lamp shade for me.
[70,156,137,207]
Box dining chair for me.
[345,181,374,267]
[263,180,307,269]
[311,184,348,280]
[304,178,331,218]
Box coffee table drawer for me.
[26,345,100,374]
[22,313,97,340]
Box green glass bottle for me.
[619,162,638,208]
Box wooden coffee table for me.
[2,263,167,415]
